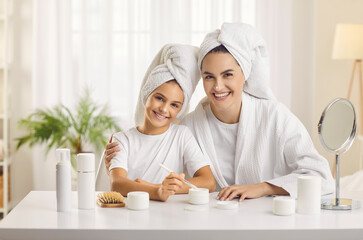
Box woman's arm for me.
[110,168,184,202]
[217,182,288,202]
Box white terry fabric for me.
[135,44,200,126]
[109,123,209,184]
[181,93,334,198]
[198,23,275,100]
[206,105,238,186]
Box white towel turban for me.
[198,23,275,100]
[135,44,200,126]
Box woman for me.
[105,23,334,201]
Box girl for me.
[109,44,215,202]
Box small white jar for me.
[188,188,209,205]
[273,196,295,216]
[127,192,149,210]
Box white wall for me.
[10,0,33,206]
[314,0,363,176]
[9,0,363,209]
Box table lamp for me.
[332,23,363,136]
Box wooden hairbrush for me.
[97,191,125,207]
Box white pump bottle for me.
[56,148,72,212]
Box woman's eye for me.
[205,75,213,80]
[171,103,179,108]
[224,73,233,78]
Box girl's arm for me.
[110,168,184,202]
[176,166,216,193]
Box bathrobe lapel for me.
[234,93,262,185]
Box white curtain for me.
[32,0,258,190]
[255,0,292,108]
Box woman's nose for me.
[214,79,223,91]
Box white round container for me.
[188,188,209,205]
[273,196,295,216]
[127,192,149,210]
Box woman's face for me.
[201,52,245,112]
[144,81,184,132]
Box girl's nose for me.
[160,105,167,113]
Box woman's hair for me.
[208,45,229,54]
[201,44,240,68]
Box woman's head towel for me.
[135,44,200,126]
[198,23,275,100]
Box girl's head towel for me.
[135,44,200,126]
[198,23,275,100]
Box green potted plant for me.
[15,90,121,170]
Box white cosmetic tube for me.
[297,175,321,214]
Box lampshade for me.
[332,24,363,59]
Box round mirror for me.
[318,98,359,210]
[318,98,356,155]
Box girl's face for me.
[201,52,245,112]
[143,81,184,133]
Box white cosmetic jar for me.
[188,188,209,205]
[273,196,295,216]
[127,191,149,210]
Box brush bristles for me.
[98,192,124,204]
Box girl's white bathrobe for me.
[181,92,334,198]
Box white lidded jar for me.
[77,153,95,209]
[56,148,72,212]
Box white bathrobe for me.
[181,92,334,198]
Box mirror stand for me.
[318,98,360,210]
[321,154,353,210]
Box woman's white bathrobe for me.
[181,92,334,198]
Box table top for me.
[1,191,363,240]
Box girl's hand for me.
[157,172,185,202]
[104,134,121,175]
[217,183,269,202]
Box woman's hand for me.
[157,172,185,202]
[217,183,272,202]
[104,134,121,175]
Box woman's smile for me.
[213,91,231,101]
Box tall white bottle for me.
[56,148,72,212]
[77,153,95,209]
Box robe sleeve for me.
[182,127,210,178]
[266,105,334,198]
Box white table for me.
[0,191,363,240]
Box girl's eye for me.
[155,96,163,101]
[205,75,214,80]
[224,73,233,78]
